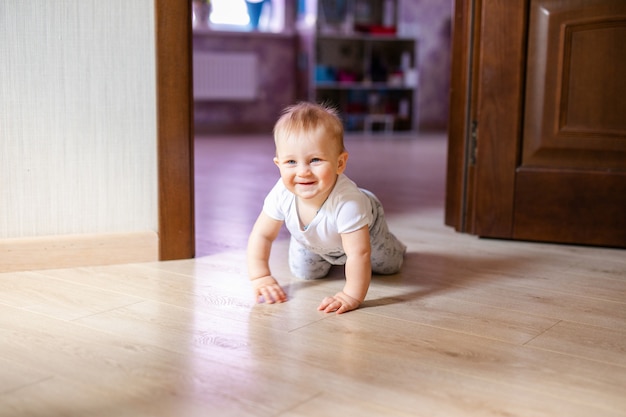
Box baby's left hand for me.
[318,291,361,314]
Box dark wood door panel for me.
[447,0,626,248]
[523,0,626,170]
[513,168,626,247]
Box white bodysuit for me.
[263,174,406,279]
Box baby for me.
[247,102,406,314]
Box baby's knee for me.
[372,260,403,275]
[371,250,406,275]
[289,260,331,280]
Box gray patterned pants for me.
[288,190,407,280]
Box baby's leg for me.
[371,233,406,275]
[362,189,407,275]
[288,237,332,280]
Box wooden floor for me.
[2,133,626,416]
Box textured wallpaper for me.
[0,1,158,239]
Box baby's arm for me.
[247,212,287,303]
[318,225,371,314]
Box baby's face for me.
[273,132,347,206]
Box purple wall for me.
[193,32,297,134]
[399,0,452,131]
[193,0,452,133]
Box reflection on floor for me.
[1,133,625,416]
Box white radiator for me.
[193,52,258,101]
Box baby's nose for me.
[297,164,312,176]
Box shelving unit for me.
[297,0,419,134]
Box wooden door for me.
[446,0,626,248]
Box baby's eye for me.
[286,160,297,165]
[310,158,322,164]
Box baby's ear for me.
[273,157,279,166]
[337,152,348,173]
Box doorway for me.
[159,2,451,259]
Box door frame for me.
[156,0,195,260]
[446,0,528,238]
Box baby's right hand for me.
[318,291,361,314]
[251,276,287,304]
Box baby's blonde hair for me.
[273,102,345,155]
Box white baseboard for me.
[0,231,159,273]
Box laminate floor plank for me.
[525,320,626,366]
[68,292,626,417]
[35,263,251,302]
[38,262,330,332]
[0,304,316,417]
[359,293,561,344]
[422,279,626,331]
[0,356,51,395]
[281,311,626,415]
[0,376,265,417]
[0,271,143,321]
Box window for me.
[202,0,285,33]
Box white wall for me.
[0,1,158,270]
